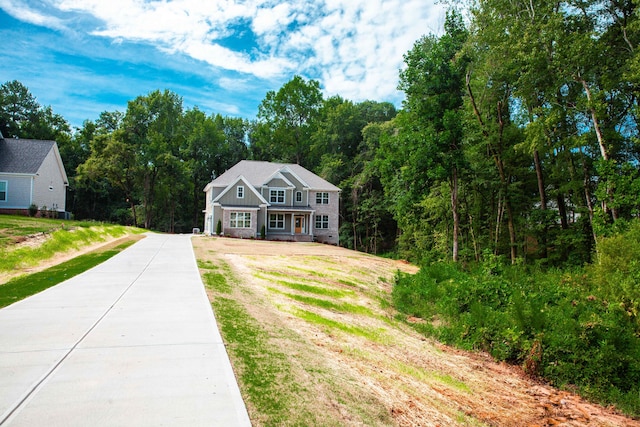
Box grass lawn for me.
[0,215,144,274]
[0,236,143,308]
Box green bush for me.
[393,230,640,417]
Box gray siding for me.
[0,175,32,209]
[218,182,263,206]
[312,190,340,245]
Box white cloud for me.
[5,0,447,104]
[0,0,65,29]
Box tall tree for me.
[397,10,469,261]
[252,75,323,167]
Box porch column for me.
[290,214,295,236]
[310,212,314,239]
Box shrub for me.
[216,219,222,236]
[393,250,640,417]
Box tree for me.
[0,80,40,137]
[252,75,323,167]
[396,9,469,262]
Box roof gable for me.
[0,138,56,174]
[208,160,340,192]
[213,175,269,205]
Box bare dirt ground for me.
[193,236,640,427]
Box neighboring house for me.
[203,160,341,244]
[0,134,69,217]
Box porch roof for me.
[267,206,315,213]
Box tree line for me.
[2,0,639,266]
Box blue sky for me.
[0,0,446,129]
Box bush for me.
[28,204,38,217]
[216,219,222,236]
[393,244,640,417]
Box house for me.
[203,160,341,244]
[0,133,69,217]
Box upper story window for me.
[316,192,329,204]
[237,186,244,199]
[0,181,6,202]
[270,189,285,204]
[296,191,302,203]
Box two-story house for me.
[203,160,341,245]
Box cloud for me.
[0,0,65,29]
[2,0,447,106]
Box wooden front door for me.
[295,216,304,234]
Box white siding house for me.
[0,135,69,216]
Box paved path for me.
[0,233,251,426]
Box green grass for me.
[212,297,311,425]
[255,272,354,298]
[269,287,374,316]
[0,240,137,308]
[291,308,386,342]
[0,215,112,248]
[1,219,143,272]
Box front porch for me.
[265,207,315,243]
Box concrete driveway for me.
[0,233,251,426]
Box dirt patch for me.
[193,236,639,426]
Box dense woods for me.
[2,0,640,414]
[3,2,638,266]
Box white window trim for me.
[0,180,7,202]
[237,185,244,199]
[316,192,329,205]
[230,212,251,228]
[269,188,286,204]
[295,191,302,203]
[269,213,285,229]
[315,215,329,229]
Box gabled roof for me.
[213,175,269,205]
[207,160,341,192]
[0,138,57,174]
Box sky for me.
[0,0,447,129]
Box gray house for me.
[0,135,69,216]
[203,160,341,244]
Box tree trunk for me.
[451,167,460,262]
[579,77,618,221]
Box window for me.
[315,215,329,229]
[270,189,285,204]
[269,214,285,229]
[237,186,244,199]
[0,181,6,202]
[316,192,329,204]
[296,191,302,203]
[230,212,251,228]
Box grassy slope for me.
[0,215,145,306]
[0,215,144,278]
[193,237,640,427]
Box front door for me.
[294,216,304,234]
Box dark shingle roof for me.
[0,138,55,174]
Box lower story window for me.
[0,181,6,201]
[230,212,251,228]
[315,215,329,229]
[269,213,285,229]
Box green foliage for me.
[393,224,640,416]
[216,219,222,236]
